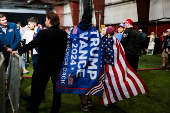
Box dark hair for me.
[17,22,21,26]
[106,26,114,38]
[0,13,6,18]
[27,17,39,25]
[46,12,60,27]
[82,12,92,21]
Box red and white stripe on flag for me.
[85,71,105,95]
[99,37,148,106]
[73,27,78,34]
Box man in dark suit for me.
[12,12,68,113]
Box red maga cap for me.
[123,19,133,24]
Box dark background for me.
[2,12,46,27]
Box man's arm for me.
[16,30,44,55]
[10,24,21,50]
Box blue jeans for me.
[22,54,25,68]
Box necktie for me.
[33,32,35,39]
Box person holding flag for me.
[99,25,148,106]
[55,12,105,112]
[55,15,148,111]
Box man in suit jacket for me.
[12,12,68,113]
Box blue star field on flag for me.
[102,36,114,66]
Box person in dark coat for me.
[12,12,68,113]
[160,29,170,68]
[120,19,142,72]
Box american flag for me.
[72,26,78,34]
[99,36,148,106]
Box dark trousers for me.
[125,53,139,73]
[3,52,10,72]
[30,69,61,113]
[168,54,170,64]
[31,54,45,98]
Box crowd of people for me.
[0,11,170,113]
[160,29,170,71]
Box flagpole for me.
[96,10,103,31]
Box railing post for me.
[0,52,5,113]
[7,53,22,113]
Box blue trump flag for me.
[55,26,105,96]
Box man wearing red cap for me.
[120,19,142,72]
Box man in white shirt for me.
[24,17,44,104]
[23,29,34,44]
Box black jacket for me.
[120,27,142,56]
[162,35,170,50]
[77,20,91,31]
[18,26,68,75]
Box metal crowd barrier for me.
[7,53,22,113]
[0,52,5,113]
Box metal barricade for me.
[0,52,5,113]
[8,53,22,113]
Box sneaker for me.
[87,100,94,107]
[23,69,29,74]
[79,104,88,112]
[103,104,109,107]
[166,69,170,71]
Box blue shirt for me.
[116,33,123,41]
[141,32,146,38]
[0,22,21,51]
